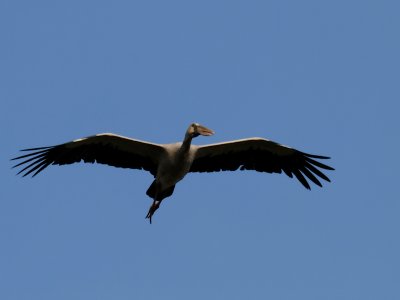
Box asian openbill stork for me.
[12,123,334,223]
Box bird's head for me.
[187,123,215,138]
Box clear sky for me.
[1,1,399,299]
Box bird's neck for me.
[181,133,193,152]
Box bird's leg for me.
[145,199,161,224]
[145,183,161,224]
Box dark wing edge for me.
[282,150,334,189]
[190,139,334,190]
[11,134,165,177]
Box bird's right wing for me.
[12,133,166,177]
[190,138,334,189]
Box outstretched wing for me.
[12,133,166,177]
[190,138,334,189]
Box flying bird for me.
[12,123,334,223]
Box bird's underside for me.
[12,123,334,223]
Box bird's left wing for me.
[12,133,166,177]
[189,138,334,189]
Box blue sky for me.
[1,1,399,299]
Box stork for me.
[12,123,334,223]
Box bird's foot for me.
[145,200,161,224]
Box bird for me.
[12,123,334,223]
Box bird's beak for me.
[197,125,215,136]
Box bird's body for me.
[156,142,195,188]
[12,123,334,223]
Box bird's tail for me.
[145,181,176,224]
[146,180,175,201]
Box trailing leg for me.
[145,180,176,223]
[145,200,161,224]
